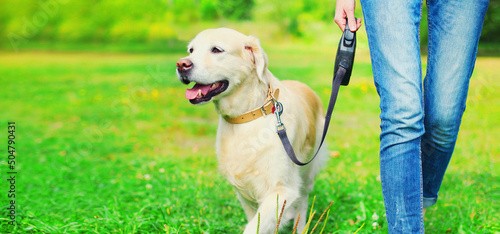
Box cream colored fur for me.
[177,28,329,234]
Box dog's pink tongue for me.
[185,83,211,100]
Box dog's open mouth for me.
[185,80,229,104]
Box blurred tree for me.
[171,0,200,23]
[481,1,500,42]
[0,0,497,47]
[217,0,254,20]
[266,0,333,37]
[200,0,219,20]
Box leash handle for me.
[276,23,356,166]
[334,18,357,86]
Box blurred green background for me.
[1,0,498,51]
[0,0,498,233]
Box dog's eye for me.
[211,47,224,54]
[188,48,194,53]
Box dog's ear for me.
[245,36,268,83]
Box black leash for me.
[274,22,356,166]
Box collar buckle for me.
[223,84,280,124]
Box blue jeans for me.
[359,0,488,232]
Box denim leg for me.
[421,0,489,207]
[360,0,425,232]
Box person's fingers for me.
[347,14,356,32]
[334,17,346,32]
[355,18,363,31]
[335,16,362,32]
[334,0,360,32]
[334,5,347,31]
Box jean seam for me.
[419,141,425,233]
[426,0,432,81]
[419,2,426,233]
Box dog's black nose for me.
[176,58,193,72]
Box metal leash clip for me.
[274,101,285,132]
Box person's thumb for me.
[347,16,357,32]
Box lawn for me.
[0,39,498,233]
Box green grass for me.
[0,39,498,233]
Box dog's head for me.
[176,28,268,105]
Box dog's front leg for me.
[243,191,299,234]
[294,194,308,232]
[237,191,258,220]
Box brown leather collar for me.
[223,84,280,124]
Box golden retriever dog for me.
[176,28,329,233]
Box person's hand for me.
[334,0,362,32]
